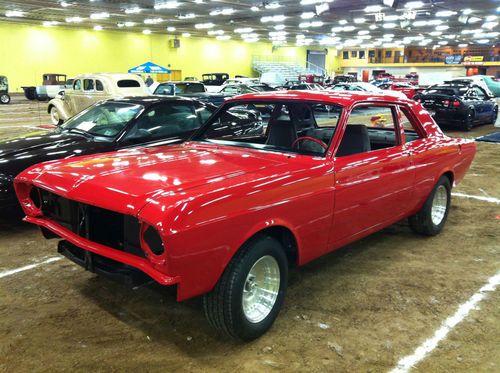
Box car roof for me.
[228,90,409,106]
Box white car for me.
[449,76,495,97]
[328,82,408,99]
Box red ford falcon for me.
[15,91,476,340]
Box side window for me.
[398,106,423,142]
[474,87,486,99]
[83,79,94,91]
[196,104,214,123]
[73,79,81,90]
[125,104,200,141]
[95,80,104,91]
[155,85,174,95]
[337,105,397,157]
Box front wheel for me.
[49,106,63,125]
[203,235,288,341]
[409,175,451,236]
[0,93,10,104]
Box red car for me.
[379,82,426,99]
[15,91,475,340]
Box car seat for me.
[336,124,371,156]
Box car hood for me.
[24,142,289,215]
[0,130,106,177]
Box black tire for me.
[203,235,288,341]
[491,107,498,124]
[0,94,10,104]
[409,176,451,236]
[461,109,474,131]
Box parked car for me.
[299,74,325,85]
[47,73,149,125]
[378,82,426,99]
[151,81,233,106]
[202,73,229,92]
[15,91,475,340]
[0,75,10,104]
[332,75,357,84]
[22,73,68,101]
[414,83,498,130]
[288,82,324,90]
[223,78,260,86]
[327,82,407,99]
[449,76,499,97]
[260,72,287,87]
[0,96,261,212]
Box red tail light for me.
[452,100,461,107]
[442,100,450,107]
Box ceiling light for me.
[485,15,497,21]
[384,15,401,21]
[429,31,442,36]
[261,15,286,23]
[93,25,103,31]
[241,33,259,39]
[369,24,378,30]
[195,22,214,29]
[124,6,141,14]
[265,2,281,9]
[142,29,151,34]
[435,25,449,30]
[300,0,334,4]
[273,24,285,30]
[405,1,424,9]
[365,5,382,12]
[343,25,356,31]
[457,43,467,48]
[383,22,397,28]
[117,22,125,28]
[60,1,71,7]
[209,8,235,16]
[462,9,472,15]
[124,21,136,27]
[412,20,427,26]
[207,29,224,35]
[66,16,83,23]
[144,18,163,24]
[482,21,498,29]
[269,31,287,37]
[468,16,481,24]
[154,1,180,9]
[358,30,369,35]
[234,28,253,33]
[301,12,315,19]
[182,32,191,37]
[438,41,448,45]
[5,10,25,17]
[383,33,394,38]
[436,10,457,17]
[477,39,489,44]
[43,21,59,27]
[353,18,366,24]
[339,19,348,25]
[251,6,259,11]
[90,12,109,20]
[217,35,231,40]
[178,13,196,19]
[167,26,176,32]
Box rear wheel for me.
[409,176,451,236]
[0,94,10,104]
[461,109,474,131]
[203,235,288,341]
[49,106,63,126]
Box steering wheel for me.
[292,136,328,152]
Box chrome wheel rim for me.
[50,108,59,124]
[0,95,8,103]
[242,255,280,324]
[431,185,448,226]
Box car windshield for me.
[175,83,205,94]
[193,101,343,157]
[60,102,143,138]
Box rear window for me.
[423,87,467,96]
[176,83,205,94]
[117,79,141,88]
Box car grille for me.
[38,189,145,258]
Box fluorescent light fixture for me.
[429,31,442,36]
[90,12,109,20]
[66,16,83,23]
[251,6,259,11]
[216,35,231,40]
[179,13,196,19]
[265,2,281,9]
[468,16,481,23]
[353,18,366,24]
[43,21,59,27]
[436,10,457,17]
[301,12,315,19]
[209,8,235,16]
[194,22,214,29]
[5,10,24,17]
[435,25,449,30]
[269,31,287,37]
[404,1,424,9]
[383,22,397,28]
[235,27,253,33]
[207,30,224,35]
[93,25,103,31]
[241,33,259,38]
[462,9,472,15]
[300,0,333,4]
[477,39,489,43]
[384,15,400,21]
[458,43,468,47]
[369,24,378,30]
[365,5,382,12]
[273,24,285,30]
[167,26,176,32]
[154,1,180,9]
[182,32,191,37]
[261,15,286,22]
[142,29,151,34]
[60,1,71,7]
[482,21,498,29]
[144,18,163,24]
[339,19,348,25]
[124,6,141,14]
[124,21,136,27]
[358,30,369,35]
[316,3,329,15]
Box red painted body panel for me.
[15,91,476,301]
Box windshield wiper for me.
[65,128,94,139]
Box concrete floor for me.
[0,97,498,372]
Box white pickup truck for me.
[47,73,149,125]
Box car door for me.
[473,86,490,122]
[66,79,83,115]
[330,103,415,245]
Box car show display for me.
[0,0,499,370]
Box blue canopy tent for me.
[128,61,171,74]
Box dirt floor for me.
[0,97,498,372]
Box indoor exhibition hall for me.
[0,0,499,372]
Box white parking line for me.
[389,271,500,373]
[452,192,500,205]
[0,256,61,279]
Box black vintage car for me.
[413,83,498,130]
[152,81,232,106]
[0,76,10,104]
[0,96,262,212]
